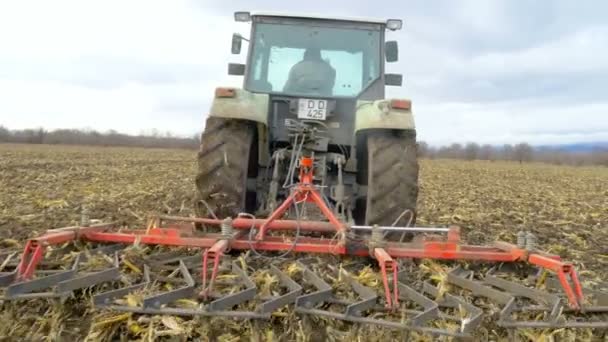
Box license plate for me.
[297,99,327,120]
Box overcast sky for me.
[1,0,607,146]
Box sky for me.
[0,0,607,146]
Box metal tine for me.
[56,252,121,294]
[0,271,16,287]
[207,261,256,311]
[451,267,608,329]
[259,265,302,314]
[294,261,332,310]
[344,273,377,317]
[94,265,151,307]
[0,252,18,287]
[4,244,124,299]
[484,274,562,322]
[422,282,483,334]
[294,263,471,338]
[397,280,439,327]
[448,266,513,305]
[5,255,80,299]
[142,260,195,309]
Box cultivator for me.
[1,158,607,339]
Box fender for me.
[354,98,415,134]
[209,88,269,125]
[208,87,270,166]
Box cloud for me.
[0,0,606,145]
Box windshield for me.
[246,21,381,97]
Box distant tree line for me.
[1,126,606,166]
[0,126,200,149]
[417,142,608,167]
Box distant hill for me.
[537,142,608,153]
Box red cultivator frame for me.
[15,216,586,308]
[14,157,587,310]
[4,156,606,338]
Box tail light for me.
[215,87,236,98]
[390,99,411,110]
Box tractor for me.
[2,12,606,340]
[195,11,418,231]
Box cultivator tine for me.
[293,261,472,338]
[93,265,151,308]
[92,252,303,319]
[421,282,483,334]
[207,261,256,311]
[142,260,196,309]
[448,267,512,305]
[3,245,123,300]
[57,253,120,294]
[447,266,608,329]
[0,271,16,287]
[344,274,377,316]
[0,251,18,286]
[259,265,302,314]
[294,262,332,310]
[396,280,438,326]
[5,256,79,299]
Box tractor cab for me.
[228,11,403,102]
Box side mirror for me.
[228,63,245,76]
[385,41,398,62]
[231,33,242,54]
[385,73,403,86]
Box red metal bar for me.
[256,191,297,240]
[307,188,346,234]
[374,248,398,308]
[569,267,584,305]
[201,239,228,298]
[255,155,345,240]
[159,215,337,233]
[18,219,587,309]
[528,253,583,309]
[232,236,351,255]
[83,231,219,248]
[385,244,522,261]
[16,240,46,280]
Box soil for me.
[0,144,607,341]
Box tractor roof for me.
[251,11,388,24]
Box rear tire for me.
[195,117,255,219]
[364,130,419,228]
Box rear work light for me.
[386,19,403,31]
[390,99,411,110]
[234,11,251,22]
[215,87,236,98]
